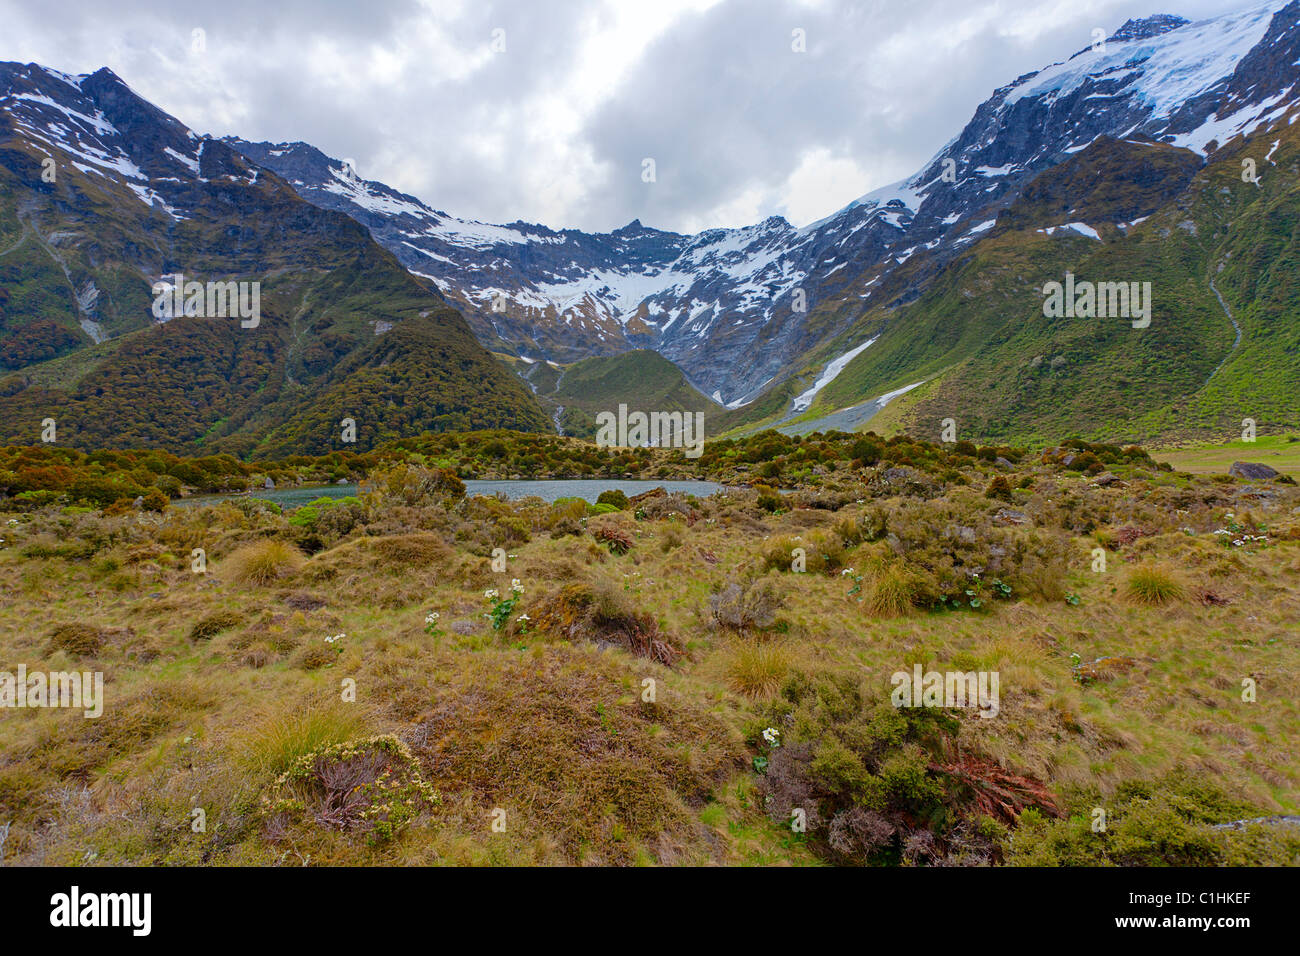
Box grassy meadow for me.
[1,432,1298,866]
[1152,433,1300,477]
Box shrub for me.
[754,485,783,513]
[596,489,630,510]
[985,476,1014,502]
[551,497,589,523]
[759,671,1062,865]
[1006,773,1283,866]
[223,539,306,586]
[367,462,464,506]
[262,735,438,844]
[288,496,364,541]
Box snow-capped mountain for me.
[0,62,265,223]
[227,2,1300,407]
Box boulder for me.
[1229,461,1279,480]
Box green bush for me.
[1007,774,1294,866]
[596,489,630,510]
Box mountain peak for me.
[1108,14,1190,43]
[83,65,128,87]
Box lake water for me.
[179,478,729,508]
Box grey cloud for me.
[1,0,1271,233]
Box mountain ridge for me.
[223,2,1300,411]
[0,60,551,453]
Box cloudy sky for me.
[1,0,1266,233]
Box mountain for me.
[3,3,1297,451]
[0,62,550,454]
[225,2,1300,423]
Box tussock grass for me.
[240,703,371,777]
[865,564,918,617]
[369,533,453,568]
[726,640,791,698]
[223,539,305,586]
[1125,563,1186,606]
[189,609,245,641]
[47,622,104,656]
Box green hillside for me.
[521,349,720,439]
[0,129,549,455]
[732,125,1300,446]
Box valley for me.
[0,2,1298,878]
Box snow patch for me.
[792,337,879,412]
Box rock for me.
[1092,472,1125,487]
[870,465,940,499]
[1229,461,1279,480]
[994,508,1029,526]
[1060,453,1076,468]
[1211,815,1300,832]
[994,457,1014,470]
[264,477,275,490]
[1233,485,1276,501]
[336,478,348,484]
[133,495,144,507]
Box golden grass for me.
[726,639,791,698]
[1,463,1298,866]
[222,539,306,586]
[239,702,371,777]
[865,563,917,616]
[1124,563,1186,606]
